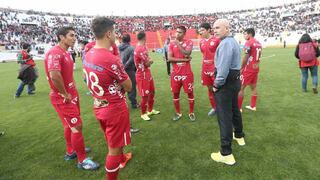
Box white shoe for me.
[147,109,160,116]
[141,114,151,121]
[211,151,236,165]
[233,133,245,146]
[245,105,256,111]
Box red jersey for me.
[200,36,220,61]
[243,38,262,73]
[84,41,119,56]
[134,45,152,80]
[84,48,129,103]
[20,50,36,67]
[168,39,193,74]
[44,45,77,96]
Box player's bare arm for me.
[49,70,71,102]
[121,78,132,92]
[167,51,191,62]
[241,54,250,71]
[175,41,192,56]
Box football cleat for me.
[172,113,182,121]
[141,114,151,121]
[147,109,160,116]
[245,106,256,111]
[77,157,100,170]
[188,113,196,122]
[208,108,216,116]
[211,152,236,165]
[119,152,132,169]
[64,147,92,161]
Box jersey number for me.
[256,48,262,61]
[83,69,104,96]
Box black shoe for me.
[0,131,4,136]
[313,88,318,94]
[28,92,35,95]
[130,127,140,133]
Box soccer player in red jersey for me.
[83,17,133,180]
[168,26,195,121]
[199,23,220,116]
[238,28,262,111]
[134,31,160,121]
[44,27,99,170]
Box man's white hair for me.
[214,19,230,28]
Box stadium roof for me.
[0,0,303,16]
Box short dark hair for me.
[299,33,312,44]
[22,43,30,50]
[199,23,211,30]
[91,16,115,39]
[177,26,187,34]
[57,27,75,42]
[122,34,131,43]
[244,28,255,37]
[137,31,146,41]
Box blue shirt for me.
[214,36,241,87]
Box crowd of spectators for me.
[0,0,319,49]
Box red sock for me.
[188,92,195,114]
[147,92,155,112]
[105,154,122,180]
[140,96,148,114]
[238,95,244,109]
[64,127,73,154]
[173,93,181,114]
[71,132,86,162]
[251,95,257,108]
[208,91,216,109]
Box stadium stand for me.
[0,0,319,51]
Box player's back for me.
[244,38,262,72]
[84,48,127,103]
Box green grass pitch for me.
[0,47,319,179]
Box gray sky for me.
[0,0,302,16]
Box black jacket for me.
[119,43,136,71]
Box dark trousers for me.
[214,79,244,155]
[126,70,137,106]
[165,52,170,75]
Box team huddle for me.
[43,17,262,179]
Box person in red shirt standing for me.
[84,17,133,180]
[15,43,37,98]
[44,27,99,170]
[134,31,160,121]
[238,28,262,111]
[168,26,195,121]
[199,23,220,116]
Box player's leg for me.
[15,81,25,98]
[248,83,257,110]
[147,79,160,115]
[300,67,308,92]
[171,75,182,120]
[104,104,131,179]
[238,74,247,111]
[140,95,150,121]
[183,73,195,121]
[310,66,318,94]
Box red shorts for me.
[241,71,259,85]
[170,72,194,93]
[50,95,82,128]
[94,101,131,148]
[136,78,155,97]
[201,62,215,86]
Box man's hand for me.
[61,93,72,103]
[212,85,219,93]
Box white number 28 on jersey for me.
[83,69,104,96]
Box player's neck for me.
[95,40,112,50]
[58,43,69,51]
[137,41,145,46]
